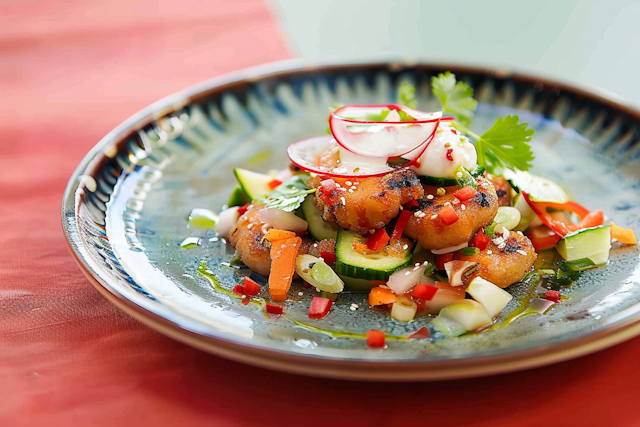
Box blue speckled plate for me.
[62,61,640,381]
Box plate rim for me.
[62,58,640,381]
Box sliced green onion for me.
[460,247,480,256]
[455,166,478,190]
[423,262,436,277]
[484,222,497,238]
[180,237,200,249]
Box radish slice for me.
[259,208,307,233]
[287,135,406,178]
[329,104,447,158]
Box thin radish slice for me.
[329,104,448,158]
[287,135,407,178]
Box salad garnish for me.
[186,72,637,348]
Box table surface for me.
[2,1,640,426]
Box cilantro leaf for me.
[397,81,417,109]
[474,115,535,175]
[264,175,315,212]
[431,72,477,127]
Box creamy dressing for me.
[410,125,477,178]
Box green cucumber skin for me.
[335,228,412,281]
[557,225,611,265]
[227,186,250,207]
[302,195,338,241]
[233,168,272,201]
[418,166,485,187]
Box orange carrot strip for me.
[368,287,396,306]
[264,229,296,242]
[352,241,378,255]
[268,236,302,301]
[611,222,637,245]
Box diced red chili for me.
[469,228,491,251]
[403,199,419,209]
[408,327,431,340]
[232,285,245,296]
[371,280,387,287]
[411,284,438,301]
[241,297,251,305]
[436,253,454,271]
[320,251,336,264]
[366,228,390,251]
[439,205,459,226]
[453,186,477,201]
[267,179,283,190]
[545,290,561,303]
[526,226,561,251]
[243,277,261,296]
[320,178,337,199]
[266,304,284,315]
[366,330,386,348]
[391,209,412,239]
[237,202,251,216]
[446,148,454,161]
[308,297,333,319]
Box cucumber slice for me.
[466,277,512,318]
[227,186,250,207]
[233,168,272,201]
[432,315,468,337]
[335,228,412,281]
[339,275,376,292]
[556,225,611,265]
[295,254,344,293]
[419,165,485,187]
[301,195,338,240]
[504,169,568,203]
[434,300,492,336]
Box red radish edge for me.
[287,135,409,178]
[329,104,451,159]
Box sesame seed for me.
[345,181,352,186]
[487,250,493,254]
[419,212,426,218]
[354,182,359,185]
[431,214,438,219]
[502,227,510,239]
[415,263,421,267]
[403,244,408,250]
[498,242,506,249]
[517,249,528,256]
[405,271,411,276]
[444,201,451,206]
[353,304,359,308]
[315,288,321,293]
[313,243,318,247]
[340,197,346,205]
[427,194,434,200]
[516,231,524,236]
[247,223,254,229]
[414,211,421,217]
[350,306,357,311]
[298,292,304,296]
[349,189,354,193]
[461,205,466,211]
[452,198,460,204]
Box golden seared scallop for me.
[403,177,499,250]
[458,229,537,288]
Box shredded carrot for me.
[268,236,302,302]
[611,222,637,245]
[368,287,396,306]
[264,229,297,242]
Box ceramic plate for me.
[62,61,640,381]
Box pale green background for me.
[270,0,640,105]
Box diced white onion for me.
[215,206,240,237]
[259,208,308,233]
[387,264,425,295]
[444,261,478,287]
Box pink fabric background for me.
[2,1,640,425]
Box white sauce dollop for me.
[410,125,477,178]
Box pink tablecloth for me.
[2,1,640,426]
